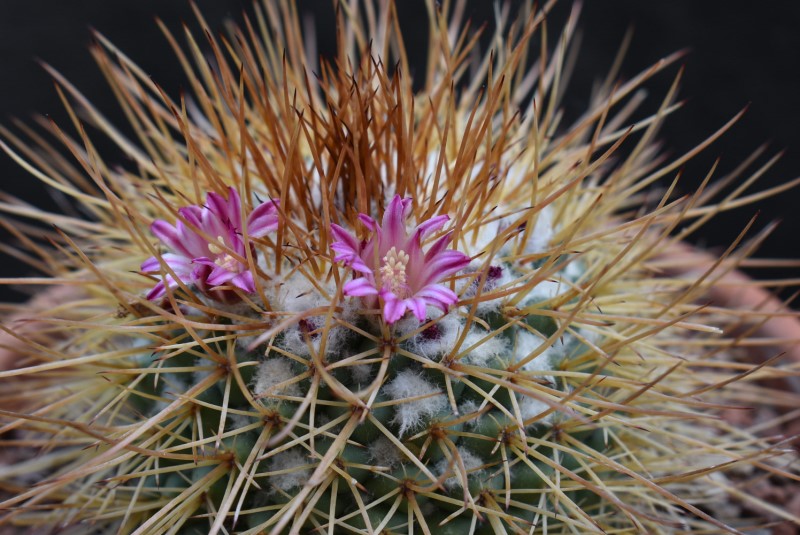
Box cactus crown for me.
[0,1,798,534]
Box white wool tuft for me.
[518,395,554,425]
[383,370,447,436]
[267,449,311,492]
[525,279,566,304]
[349,363,375,386]
[191,357,217,385]
[514,331,555,379]
[461,328,509,368]
[435,448,485,490]
[281,319,349,359]
[253,358,301,399]
[514,331,558,425]
[367,437,403,468]
[523,205,555,255]
[227,413,258,431]
[460,217,506,258]
[274,277,353,359]
[457,262,518,315]
[409,312,463,360]
[392,305,445,339]
[458,399,481,421]
[563,258,586,281]
[274,276,329,314]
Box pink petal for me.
[191,256,218,268]
[421,251,470,285]
[225,226,248,256]
[178,206,204,228]
[225,187,243,230]
[151,220,191,257]
[230,271,256,293]
[407,297,428,321]
[174,220,211,258]
[192,263,211,281]
[146,281,168,301]
[206,191,229,221]
[424,232,455,261]
[381,292,408,324]
[332,247,373,274]
[330,224,360,256]
[145,261,195,300]
[331,223,374,273]
[200,200,233,243]
[205,266,239,286]
[141,253,193,276]
[141,256,162,272]
[207,188,242,231]
[343,277,379,297]
[416,284,459,308]
[247,199,280,238]
[381,195,412,246]
[357,214,380,233]
[413,215,449,242]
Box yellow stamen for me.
[208,236,239,271]
[380,246,410,297]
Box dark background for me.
[0,0,798,302]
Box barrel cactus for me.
[0,1,797,534]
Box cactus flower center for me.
[208,236,241,272]
[141,187,279,301]
[380,247,410,298]
[330,195,470,323]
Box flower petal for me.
[205,266,238,286]
[416,284,459,308]
[330,223,360,256]
[247,199,280,238]
[141,253,193,276]
[381,292,408,324]
[333,251,372,274]
[207,187,242,231]
[357,213,380,233]
[230,271,256,293]
[407,297,428,321]
[343,277,379,297]
[420,250,470,285]
[413,214,449,242]
[151,220,192,257]
[424,231,455,261]
[175,220,211,258]
[178,205,204,227]
[225,187,243,230]
[140,256,161,273]
[146,281,168,301]
[381,195,412,245]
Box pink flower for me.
[331,195,470,323]
[141,187,279,302]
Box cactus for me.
[0,1,798,534]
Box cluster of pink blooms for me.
[141,187,279,302]
[331,195,470,323]
[143,190,468,323]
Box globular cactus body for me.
[0,1,798,534]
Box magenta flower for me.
[141,187,279,302]
[331,195,470,323]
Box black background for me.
[0,1,798,302]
